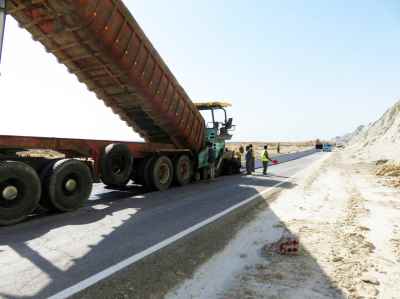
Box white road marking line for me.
[49,155,320,299]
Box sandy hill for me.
[333,125,365,144]
[348,100,400,161]
[345,125,366,144]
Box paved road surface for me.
[0,151,324,299]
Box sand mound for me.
[346,125,367,144]
[348,100,400,161]
[375,161,400,188]
[376,162,400,176]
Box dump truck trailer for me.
[0,0,241,225]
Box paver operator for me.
[245,145,255,175]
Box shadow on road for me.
[0,167,345,298]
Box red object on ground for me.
[278,239,299,255]
[272,160,279,164]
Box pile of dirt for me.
[376,162,400,177]
[348,100,400,162]
[375,161,400,188]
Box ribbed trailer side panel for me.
[7,0,205,152]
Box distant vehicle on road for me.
[322,144,333,152]
[315,139,323,150]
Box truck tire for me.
[0,161,41,225]
[149,156,173,191]
[42,159,92,212]
[174,155,192,186]
[134,156,156,190]
[100,143,133,188]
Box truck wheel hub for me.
[2,186,18,201]
[65,179,78,192]
[159,164,170,185]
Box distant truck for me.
[315,139,323,150]
[322,144,333,152]
[0,1,241,225]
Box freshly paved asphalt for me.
[0,150,324,299]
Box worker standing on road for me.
[235,146,244,167]
[237,146,244,163]
[277,143,281,154]
[208,142,216,180]
[250,144,255,173]
[261,145,272,175]
[245,145,252,175]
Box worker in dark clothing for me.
[277,143,281,154]
[250,144,255,172]
[245,145,252,175]
[261,145,272,175]
[207,142,216,180]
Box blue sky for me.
[1,1,399,141]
